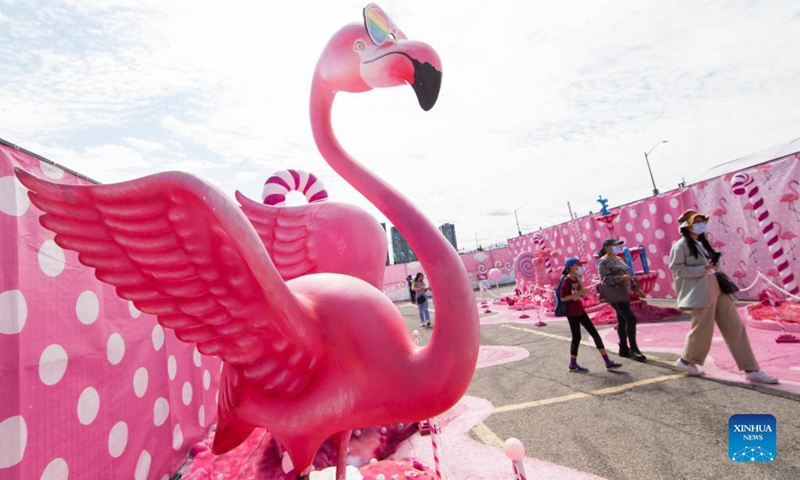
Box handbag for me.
[597,283,630,304]
[416,294,426,305]
[715,271,740,295]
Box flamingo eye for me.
[353,40,367,51]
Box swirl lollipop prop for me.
[514,252,546,325]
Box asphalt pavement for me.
[398,290,800,480]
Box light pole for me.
[644,140,668,195]
[514,202,530,236]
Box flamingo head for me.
[314,14,442,111]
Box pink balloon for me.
[14,5,478,479]
[488,268,502,281]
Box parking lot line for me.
[501,324,677,366]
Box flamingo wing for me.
[236,190,318,281]
[15,168,323,397]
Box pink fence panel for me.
[1,146,220,480]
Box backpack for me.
[553,275,568,317]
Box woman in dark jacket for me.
[598,238,647,362]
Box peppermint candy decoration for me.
[262,169,328,206]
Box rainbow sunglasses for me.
[363,3,406,46]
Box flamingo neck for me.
[309,76,480,400]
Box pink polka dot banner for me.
[1,144,221,479]
[508,152,800,301]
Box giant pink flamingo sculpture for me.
[14,4,479,480]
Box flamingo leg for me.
[333,429,353,480]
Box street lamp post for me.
[514,202,530,236]
[644,140,668,195]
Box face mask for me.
[692,223,707,234]
[577,267,585,275]
[612,246,623,255]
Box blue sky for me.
[2,0,799,251]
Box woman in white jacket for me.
[668,210,777,384]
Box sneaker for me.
[569,365,589,373]
[426,322,432,328]
[605,361,623,370]
[675,359,704,376]
[745,371,779,384]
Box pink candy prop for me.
[261,169,328,206]
[731,173,799,295]
[488,267,502,282]
[430,422,443,479]
[14,5,479,480]
[533,233,553,273]
[503,438,528,480]
[514,251,535,281]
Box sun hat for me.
[678,210,710,231]
[601,238,625,249]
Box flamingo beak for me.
[361,39,442,111]
[410,58,442,111]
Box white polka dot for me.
[630,209,638,219]
[567,246,573,254]
[38,240,65,277]
[670,198,680,209]
[152,324,165,351]
[108,421,128,458]
[203,370,211,390]
[172,424,184,451]
[589,242,596,250]
[193,348,201,367]
[129,302,141,319]
[153,398,170,426]
[39,344,69,386]
[584,222,591,229]
[198,406,206,426]
[77,387,100,425]
[133,368,149,398]
[160,476,169,480]
[562,228,568,235]
[594,231,601,238]
[649,244,657,254]
[636,233,644,242]
[0,289,27,335]
[0,175,30,216]
[655,229,665,239]
[663,213,673,224]
[625,223,633,232]
[76,291,99,325]
[40,163,65,179]
[0,415,27,468]
[559,238,564,246]
[653,284,661,292]
[182,382,193,406]
[134,450,151,480]
[40,458,68,480]
[168,356,177,380]
[581,233,587,241]
[642,219,651,229]
[107,333,125,365]
[658,270,666,279]
[662,255,670,265]
[649,204,657,214]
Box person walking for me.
[598,238,647,362]
[669,210,778,384]
[412,272,431,327]
[406,275,416,303]
[560,257,622,373]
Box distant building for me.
[390,226,416,263]
[380,223,390,266]
[439,223,458,251]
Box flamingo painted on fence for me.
[737,226,758,261]
[712,197,729,232]
[14,6,480,480]
[733,260,748,287]
[773,221,798,260]
[779,180,800,221]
